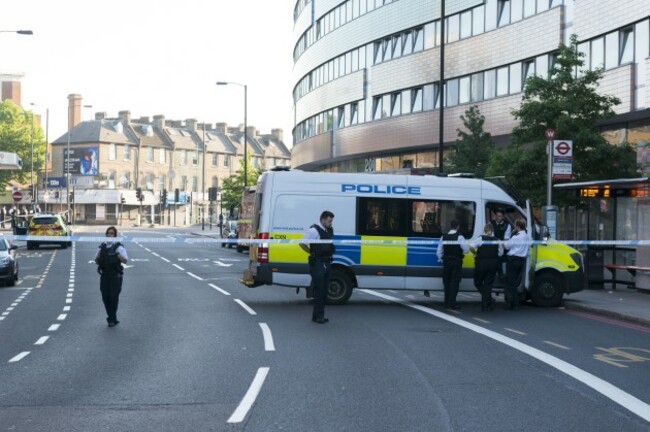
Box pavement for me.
[3,222,650,327]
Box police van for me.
[243,170,584,307]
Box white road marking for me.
[173,264,185,271]
[152,252,160,257]
[9,352,30,363]
[68,288,74,292]
[160,257,170,263]
[212,260,233,267]
[66,293,73,298]
[227,367,270,423]
[11,303,18,306]
[57,314,67,321]
[187,272,204,281]
[544,341,571,350]
[2,312,9,316]
[234,299,257,315]
[65,299,72,304]
[505,328,526,336]
[48,324,60,331]
[209,283,230,295]
[259,323,275,351]
[63,306,71,312]
[34,336,49,345]
[7,307,14,311]
[359,289,650,424]
[473,317,491,324]
[0,317,5,321]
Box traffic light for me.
[174,188,180,203]
[121,195,125,204]
[69,191,74,203]
[161,189,167,205]
[136,187,143,202]
[54,191,60,199]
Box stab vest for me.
[442,232,463,259]
[310,224,335,259]
[476,235,499,259]
[98,242,123,275]
[491,221,509,240]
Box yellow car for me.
[26,213,73,250]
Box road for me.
[1,227,649,431]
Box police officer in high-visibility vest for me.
[436,220,469,309]
[471,224,503,311]
[300,211,335,324]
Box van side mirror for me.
[541,225,550,241]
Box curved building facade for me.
[290,0,650,173]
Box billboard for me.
[64,147,99,175]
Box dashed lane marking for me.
[209,283,230,295]
[187,272,204,281]
[173,264,185,271]
[505,328,526,336]
[259,323,275,352]
[234,299,257,315]
[473,317,491,324]
[544,341,571,350]
[8,352,30,363]
[48,324,60,331]
[227,367,270,423]
[34,336,49,345]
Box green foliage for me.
[487,35,638,206]
[220,152,261,212]
[447,106,494,177]
[0,100,46,190]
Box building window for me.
[523,0,535,17]
[180,150,187,165]
[446,78,459,106]
[412,87,423,112]
[413,28,424,52]
[523,60,536,82]
[211,153,218,167]
[471,73,484,102]
[591,37,605,70]
[498,0,511,27]
[159,175,166,191]
[350,102,359,125]
[124,144,130,161]
[374,41,383,64]
[224,154,230,167]
[338,106,346,128]
[447,14,459,43]
[497,66,509,96]
[391,92,402,116]
[511,0,523,22]
[192,176,198,192]
[460,10,472,39]
[509,63,522,93]
[459,76,471,104]
[484,69,497,99]
[392,34,402,58]
[423,84,434,110]
[605,31,618,69]
[181,175,188,191]
[373,96,382,120]
[536,0,548,13]
[619,28,634,64]
[473,6,485,35]
[401,89,411,115]
[147,147,154,163]
[159,148,166,164]
[109,143,116,161]
[424,22,435,49]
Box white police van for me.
[243,169,584,306]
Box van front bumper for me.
[564,269,585,293]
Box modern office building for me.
[291,0,650,174]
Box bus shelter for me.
[554,177,650,291]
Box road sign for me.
[12,191,23,202]
[545,128,556,140]
[553,140,573,157]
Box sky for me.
[1,0,295,146]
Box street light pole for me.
[30,103,49,207]
[0,30,33,35]
[216,81,248,187]
[438,0,446,174]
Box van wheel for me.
[327,270,353,305]
[61,243,68,249]
[531,273,563,307]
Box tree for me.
[447,106,494,177]
[486,34,638,206]
[220,153,261,214]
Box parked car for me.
[0,238,19,286]
[26,213,73,250]
[221,220,238,248]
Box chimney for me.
[67,94,83,130]
[246,126,256,137]
[198,123,213,131]
[95,112,107,120]
[1,79,22,105]
[185,118,197,131]
[153,115,165,129]
[118,110,131,124]
[139,116,150,123]
[271,128,284,142]
[215,122,228,134]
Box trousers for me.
[309,259,331,319]
[100,272,123,323]
[442,256,463,307]
[506,256,526,309]
[474,258,498,309]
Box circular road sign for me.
[545,128,556,140]
[555,141,571,155]
[12,191,23,202]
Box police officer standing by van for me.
[503,219,528,310]
[95,226,128,327]
[471,224,503,311]
[437,220,469,309]
[300,211,335,324]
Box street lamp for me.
[20,110,35,210]
[438,0,445,174]
[216,81,248,187]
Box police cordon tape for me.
[5,234,650,247]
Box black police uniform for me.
[96,242,124,325]
[309,224,335,322]
[474,235,499,311]
[441,232,464,308]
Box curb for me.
[563,301,650,327]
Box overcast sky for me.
[1,0,295,145]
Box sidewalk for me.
[563,285,650,327]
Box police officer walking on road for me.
[95,226,129,327]
[503,219,528,310]
[437,220,469,310]
[471,224,503,311]
[300,211,335,324]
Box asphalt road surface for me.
[1,228,649,431]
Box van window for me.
[358,198,405,236]
[412,199,475,238]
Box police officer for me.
[436,220,469,310]
[95,226,128,327]
[300,211,335,324]
[503,219,528,310]
[491,209,511,280]
[471,224,503,311]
